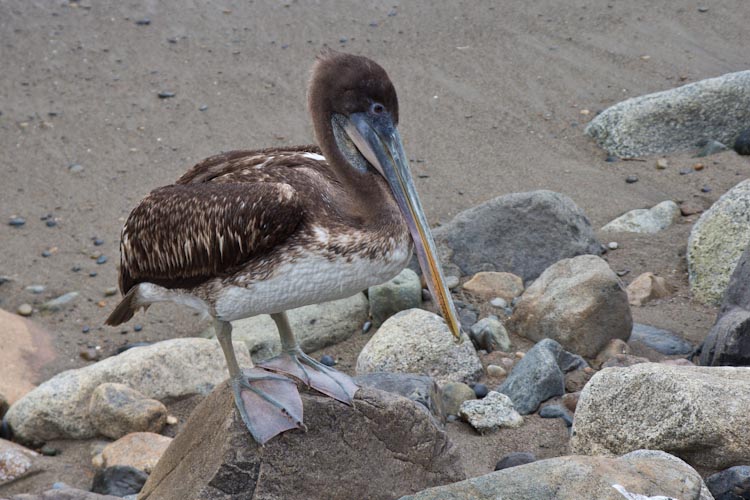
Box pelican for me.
[106,50,460,444]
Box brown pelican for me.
[106,50,460,444]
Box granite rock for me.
[354,372,446,423]
[89,383,167,439]
[368,269,422,326]
[458,391,523,434]
[601,201,681,234]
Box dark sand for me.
[1,0,749,495]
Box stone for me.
[562,392,580,413]
[0,438,39,485]
[469,316,511,353]
[564,369,592,393]
[458,391,523,434]
[496,339,570,414]
[630,323,695,356]
[593,338,631,368]
[401,450,712,500]
[486,364,506,378]
[98,432,172,474]
[688,179,750,304]
[539,404,573,426]
[735,128,750,155]
[721,243,750,312]
[16,304,32,317]
[432,190,601,282]
[91,466,149,497]
[368,269,422,326]
[89,383,168,439]
[601,201,681,234]
[680,200,706,216]
[7,488,122,499]
[510,255,633,358]
[705,466,750,500]
[140,385,464,500]
[40,291,79,312]
[494,452,536,471]
[0,310,57,405]
[699,308,750,366]
[585,70,750,157]
[354,372,445,423]
[5,338,251,443]
[626,272,673,306]
[440,382,476,415]
[462,272,524,301]
[571,363,750,469]
[222,293,368,362]
[696,139,729,157]
[356,309,483,384]
[601,354,650,368]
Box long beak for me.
[345,112,462,340]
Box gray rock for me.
[458,391,523,434]
[469,316,511,353]
[8,488,121,500]
[585,69,750,157]
[89,383,167,439]
[539,404,573,427]
[440,382,476,416]
[630,323,695,356]
[0,438,39,486]
[510,255,633,358]
[368,269,422,326]
[735,128,750,155]
[356,309,483,384]
[705,465,750,500]
[494,452,536,471]
[91,466,148,497]
[400,450,712,500]
[699,308,750,366]
[222,293,368,362]
[721,243,750,313]
[497,339,566,414]
[601,201,681,234]
[688,179,750,305]
[432,190,601,282]
[571,363,750,469]
[40,291,79,312]
[354,372,446,423]
[139,385,464,500]
[5,338,251,443]
[695,139,729,157]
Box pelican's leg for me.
[215,319,304,444]
[256,311,358,404]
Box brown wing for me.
[118,181,302,293]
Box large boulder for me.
[356,309,483,384]
[224,293,368,362]
[571,363,750,469]
[400,450,712,500]
[510,255,632,358]
[432,191,601,282]
[688,179,750,305]
[601,201,681,234]
[140,384,464,500]
[585,69,750,157]
[5,338,251,443]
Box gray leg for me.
[271,311,297,351]
[215,319,245,378]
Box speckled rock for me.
[368,269,422,326]
[458,391,523,434]
[0,438,39,486]
[356,309,483,384]
[225,293,368,362]
[97,432,172,474]
[510,255,632,358]
[440,382,476,416]
[585,69,750,157]
[705,465,750,500]
[140,385,464,500]
[432,191,601,282]
[400,450,712,500]
[571,363,750,469]
[89,383,167,439]
[601,201,681,234]
[462,272,524,301]
[469,316,511,353]
[354,372,445,423]
[5,338,251,443]
[688,179,750,305]
[626,272,673,306]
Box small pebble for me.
[158,91,176,99]
[320,354,336,366]
[625,175,638,184]
[679,168,692,175]
[120,328,129,335]
[199,105,208,111]
[41,250,52,258]
[608,241,619,250]
[82,325,90,333]
[515,351,525,359]
[8,217,25,227]
[104,287,118,297]
[68,163,84,173]
[605,155,618,163]
[96,255,108,265]
[166,415,178,425]
[616,268,630,277]
[697,6,709,12]
[135,18,151,25]
[89,271,98,277]
[25,285,45,294]
[40,445,59,456]
[80,347,100,361]
[362,320,372,334]
[486,364,507,378]
[445,275,460,290]
[133,324,143,332]
[693,162,705,171]
[45,219,57,227]
[93,237,104,246]
[701,186,712,193]
[71,265,82,272]
[472,383,489,399]
[490,297,507,308]
[655,158,668,169]
[17,303,33,316]
[115,342,152,354]
[339,37,348,43]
